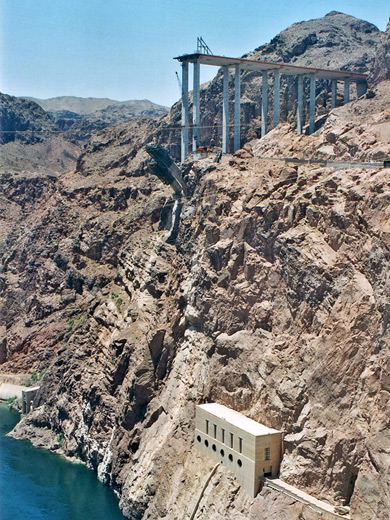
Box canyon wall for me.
[2,12,390,520]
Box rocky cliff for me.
[371,18,390,84]
[0,93,81,174]
[0,93,168,174]
[2,12,390,520]
[0,93,58,145]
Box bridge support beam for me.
[297,75,304,135]
[357,80,367,98]
[344,79,350,104]
[309,74,316,134]
[222,66,229,153]
[192,59,200,152]
[273,69,280,128]
[261,71,268,137]
[331,79,337,109]
[181,61,189,163]
[234,64,241,152]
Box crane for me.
[175,71,182,93]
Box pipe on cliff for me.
[189,463,220,520]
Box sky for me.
[1,0,389,108]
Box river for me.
[0,403,125,519]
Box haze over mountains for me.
[24,96,169,116]
[1,11,390,520]
[25,95,169,141]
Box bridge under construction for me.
[174,51,368,163]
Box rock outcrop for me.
[0,93,82,174]
[4,77,390,520]
[0,93,58,145]
[371,18,390,84]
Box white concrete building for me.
[22,386,40,414]
[195,403,283,497]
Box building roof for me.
[197,403,281,436]
[174,53,367,81]
[23,386,40,393]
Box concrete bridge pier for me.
[261,72,268,137]
[331,79,337,109]
[222,65,229,153]
[234,64,241,152]
[273,69,280,128]
[344,79,350,104]
[297,75,304,134]
[309,74,316,134]
[357,80,368,98]
[192,59,200,152]
[181,61,189,163]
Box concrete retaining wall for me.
[0,383,28,401]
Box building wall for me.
[195,406,282,497]
[255,434,283,478]
[21,387,39,414]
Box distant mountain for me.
[0,93,81,173]
[0,93,57,145]
[24,96,169,117]
[19,96,169,142]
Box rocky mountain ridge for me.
[1,11,390,520]
[25,96,169,142]
[25,96,169,116]
[0,93,168,174]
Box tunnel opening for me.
[345,469,358,505]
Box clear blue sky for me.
[1,0,388,107]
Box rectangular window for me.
[230,433,234,449]
[265,447,271,460]
[213,424,217,439]
[239,437,243,453]
[221,428,225,444]
[206,420,209,435]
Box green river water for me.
[0,403,125,519]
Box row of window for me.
[197,435,243,467]
[204,420,271,460]
[205,419,243,453]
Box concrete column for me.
[344,79,350,104]
[309,74,316,135]
[181,61,189,163]
[331,79,337,109]
[222,65,229,154]
[234,64,241,152]
[357,80,367,98]
[261,71,268,137]
[297,75,304,135]
[273,69,280,128]
[192,59,200,152]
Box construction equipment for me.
[145,143,187,196]
[196,37,213,55]
[175,71,182,92]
